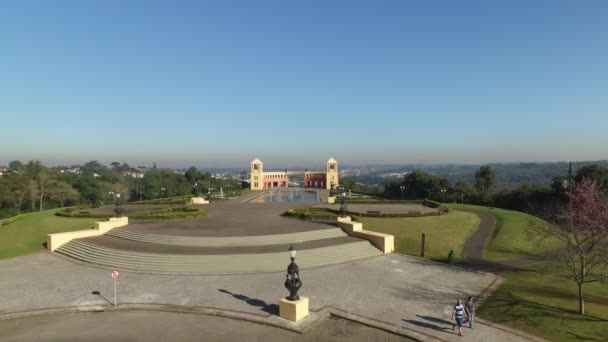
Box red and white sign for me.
[111,270,119,279]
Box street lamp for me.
[193,182,198,196]
[160,187,166,198]
[284,245,302,301]
[339,191,348,215]
[440,189,447,203]
[114,193,123,217]
[400,185,405,200]
[208,188,214,202]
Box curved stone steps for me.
[56,240,382,275]
[105,227,347,247]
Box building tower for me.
[325,157,338,190]
[250,158,264,190]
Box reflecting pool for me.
[248,189,320,203]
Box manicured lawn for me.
[356,211,480,261]
[0,209,98,260]
[445,204,560,261]
[479,261,608,342]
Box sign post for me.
[111,270,119,308]
[420,233,426,257]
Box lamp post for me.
[400,185,405,200]
[114,193,123,217]
[284,245,302,301]
[208,188,214,202]
[339,191,348,215]
[562,179,572,212]
[160,187,166,198]
[440,189,447,203]
[193,182,198,196]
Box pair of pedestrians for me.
[451,296,475,337]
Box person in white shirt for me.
[451,299,465,337]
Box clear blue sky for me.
[1,0,607,168]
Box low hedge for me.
[282,208,338,221]
[130,196,192,205]
[343,198,423,204]
[1,214,27,226]
[284,205,449,220]
[325,208,449,217]
[56,206,206,220]
[55,211,114,219]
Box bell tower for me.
[250,158,264,190]
[325,157,338,190]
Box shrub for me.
[55,206,206,220]
[131,196,191,205]
[1,215,27,226]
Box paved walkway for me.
[459,209,566,271]
[0,252,544,341]
[460,210,496,262]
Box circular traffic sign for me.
[111,270,119,279]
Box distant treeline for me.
[342,160,608,189]
[342,163,608,213]
[0,160,246,219]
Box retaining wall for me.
[336,216,394,254]
[47,217,129,252]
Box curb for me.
[0,303,425,340]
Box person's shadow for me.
[218,289,279,315]
[402,315,459,335]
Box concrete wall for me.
[47,217,129,252]
[191,197,209,204]
[336,216,394,254]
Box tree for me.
[8,160,23,172]
[474,166,496,192]
[81,160,109,176]
[575,165,608,192]
[0,173,29,214]
[531,179,608,315]
[48,181,79,207]
[23,160,53,212]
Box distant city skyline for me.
[1,1,607,167]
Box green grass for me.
[479,261,608,342]
[356,211,480,261]
[445,204,560,261]
[0,209,98,260]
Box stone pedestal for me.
[279,297,309,322]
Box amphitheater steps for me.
[105,227,347,247]
[56,239,383,275]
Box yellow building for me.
[250,158,338,190]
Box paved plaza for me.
[0,251,544,341]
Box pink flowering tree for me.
[533,178,608,315]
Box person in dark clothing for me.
[465,296,475,328]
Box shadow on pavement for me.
[91,290,113,305]
[218,289,278,315]
[402,319,454,335]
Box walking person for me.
[465,296,475,328]
[451,299,465,337]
